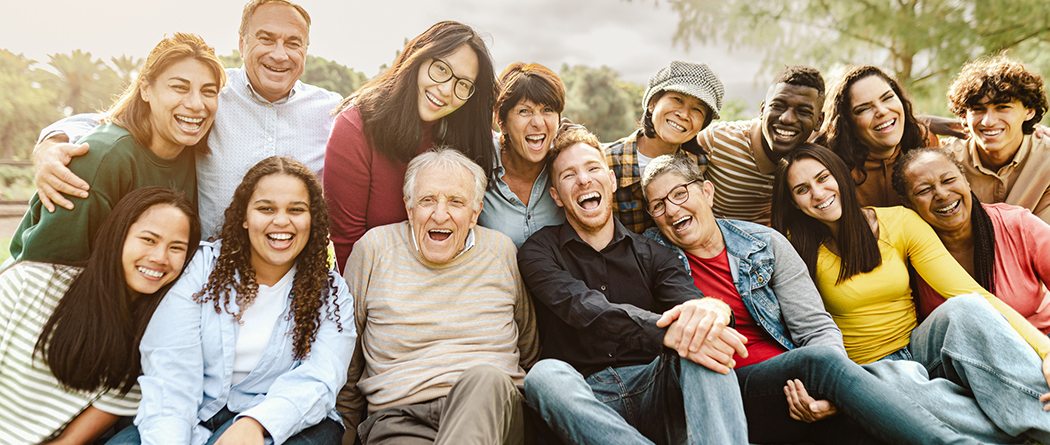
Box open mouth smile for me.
[425,91,447,107]
[815,195,836,210]
[873,118,896,132]
[136,266,165,280]
[934,199,960,215]
[428,228,452,241]
[577,191,601,210]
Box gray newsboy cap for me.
[642,61,724,121]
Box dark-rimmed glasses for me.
[646,179,700,217]
[428,59,476,101]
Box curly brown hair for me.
[195,156,341,360]
[947,54,1048,134]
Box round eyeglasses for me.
[646,179,700,217]
[428,59,476,101]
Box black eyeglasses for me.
[428,59,476,101]
[646,179,700,217]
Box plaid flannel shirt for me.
[604,130,701,234]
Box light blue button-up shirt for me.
[39,68,342,239]
[478,138,565,248]
[135,241,356,445]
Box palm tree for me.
[110,54,144,90]
[48,50,119,114]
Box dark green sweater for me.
[9,124,197,263]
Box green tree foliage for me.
[560,64,641,143]
[657,0,1050,115]
[301,55,368,97]
[110,54,144,90]
[717,98,750,123]
[44,49,121,115]
[0,50,62,160]
[216,50,367,97]
[219,50,243,69]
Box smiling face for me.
[902,152,973,234]
[787,157,842,228]
[140,58,219,159]
[244,173,311,284]
[649,91,709,145]
[848,75,906,156]
[238,3,309,103]
[122,204,191,298]
[965,97,1036,169]
[501,98,560,165]
[416,43,479,123]
[761,83,823,160]
[646,172,720,256]
[550,142,618,235]
[406,164,481,264]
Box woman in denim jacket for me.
[641,153,976,444]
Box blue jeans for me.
[106,406,344,445]
[737,344,976,444]
[868,294,1050,444]
[524,353,747,445]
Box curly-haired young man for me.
[944,55,1050,224]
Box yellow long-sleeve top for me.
[815,206,1050,364]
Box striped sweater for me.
[0,262,139,444]
[336,222,539,434]
[697,119,776,226]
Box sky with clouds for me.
[1,0,768,110]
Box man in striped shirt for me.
[698,66,825,225]
[337,148,539,445]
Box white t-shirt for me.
[637,151,653,178]
[231,266,296,385]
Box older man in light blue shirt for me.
[31,0,340,239]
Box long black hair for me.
[36,187,201,393]
[336,21,497,181]
[772,143,881,282]
[892,147,996,293]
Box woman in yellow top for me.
[771,143,1050,443]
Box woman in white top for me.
[109,157,356,445]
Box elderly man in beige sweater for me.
[336,147,539,445]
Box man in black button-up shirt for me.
[518,126,748,444]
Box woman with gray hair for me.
[641,152,980,444]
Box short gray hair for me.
[403,147,487,210]
[641,153,705,200]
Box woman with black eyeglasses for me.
[324,21,498,271]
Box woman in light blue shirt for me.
[109,157,355,445]
[479,63,566,247]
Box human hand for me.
[1039,355,1050,411]
[214,417,267,445]
[920,114,967,140]
[658,298,733,357]
[33,138,90,212]
[665,319,747,374]
[784,379,838,422]
[555,117,576,138]
[1032,124,1050,140]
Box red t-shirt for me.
[685,249,787,368]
